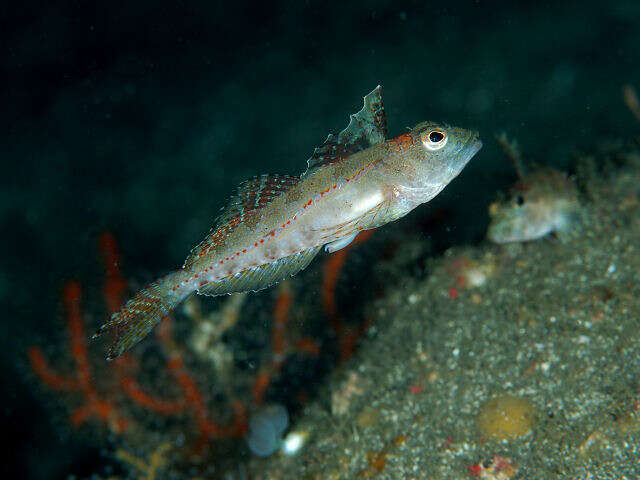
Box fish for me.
[487,133,580,243]
[96,85,482,359]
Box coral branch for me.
[622,84,640,123]
[65,282,92,386]
[29,232,247,443]
[157,318,247,440]
[115,442,171,480]
[271,281,293,360]
[321,230,374,362]
[27,347,82,391]
[28,280,127,432]
[252,281,321,405]
[120,376,186,415]
[98,231,127,315]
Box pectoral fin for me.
[324,233,358,253]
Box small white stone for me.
[408,294,419,304]
[281,430,309,456]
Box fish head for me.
[395,121,482,200]
[487,169,578,243]
[487,194,552,243]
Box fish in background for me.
[96,86,482,359]
[487,133,581,244]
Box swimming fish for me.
[487,133,580,243]
[96,86,482,359]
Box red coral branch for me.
[28,281,127,433]
[252,281,321,405]
[321,230,374,362]
[98,232,128,315]
[29,232,248,443]
[120,376,186,415]
[156,318,247,440]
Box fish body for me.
[98,86,482,359]
[487,167,580,243]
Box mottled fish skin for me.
[97,85,482,359]
[487,168,580,243]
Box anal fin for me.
[197,246,321,296]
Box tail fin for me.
[94,270,184,360]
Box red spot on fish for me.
[448,286,459,299]
[389,133,414,152]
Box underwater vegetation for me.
[28,226,379,477]
[29,233,247,447]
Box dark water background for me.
[1,0,639,477]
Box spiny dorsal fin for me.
[184,174,300,266]
[306,85,387,173]
[495,132,527,179]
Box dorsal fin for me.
[184,174,300,266]
[306,85,387,173]
[495,132,527,179]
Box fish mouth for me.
[467,134,483,157]
[459,135,483,165]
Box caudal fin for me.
[94,271,183,360]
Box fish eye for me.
[429,131,444,142]
[514,194,524,206]
[421,129,447,150]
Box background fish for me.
[487,133,580,243]
[96,86,482,359]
